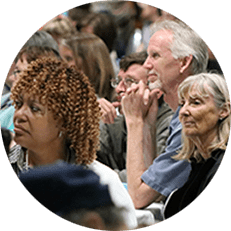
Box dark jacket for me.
[164,148,225,219]
[97,97,174,182]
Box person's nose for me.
[115,80,126,95]
[179,103,190,118]
[143,56,153,70]
[13,104,27,124]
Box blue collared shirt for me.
[141,107,191,197]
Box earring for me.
[59,131,62,138]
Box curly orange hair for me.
[11,57,101,165]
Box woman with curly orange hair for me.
[8,57,137,229]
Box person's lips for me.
[14,125,29,135]
[182,120,195,127]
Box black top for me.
[164,148,225,219]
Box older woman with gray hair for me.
[164,73,230,219]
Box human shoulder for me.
[88,160,120,183]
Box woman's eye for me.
[193,100,201,105]
[30,105,40,112]
[15,101,22,108]
[179,100,185,107]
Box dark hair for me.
[77,12,117,52]
[68,4,91,23]
[119,51,148,72]
[16,46,61,64]
[1,128,12,155]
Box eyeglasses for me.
[111,76,139,88]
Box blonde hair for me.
[42,16,76,42]
[174,73,230,162]
[11,57,101,165]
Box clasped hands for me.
[121,80,160,126]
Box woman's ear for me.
[179,55,193,74]
[219,102,230,120]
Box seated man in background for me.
[19,161,127,231]
[97,51,173,182]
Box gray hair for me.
[175,73,230,161]
[151,20,209,75]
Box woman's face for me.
[59,44,76,68]
[59,44,83,69]
[179,87,223,143]
[13,93,62,151]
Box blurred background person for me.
[1,127,14,155]
[2,61,16,96]
[77,12,117,54]
[76,11,119,75]
[19,161,128,230]
[0,30,61,132]
[59,32,115,102]
[41,15,77,45]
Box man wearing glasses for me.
[97,51,173,182]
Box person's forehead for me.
[16,54,28,70]
[120,64,147,79]
[148,29,173,52]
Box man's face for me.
[115,64,148,102]
[143,29,182,94]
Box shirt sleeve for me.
[141,122,191,197]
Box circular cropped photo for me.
[1,1,230,230]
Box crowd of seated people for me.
[1,1,230,230]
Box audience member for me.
[1,127,14,155]
[0,31,61,132]
[68,3,92,28]
[121,19,209,209]
[2,61,16,95]
[164,73,230,218]
[76,11,119,75]
[8,57,137,229]
[97,51,173,182]
[19,161,128,230]
[41,15,76,44]
[91,1,139,58]
[206,47,223,74]
[77,12,117,54]
[59,32,115,101]
[2,30,59,101]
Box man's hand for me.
[122,81,159,126]
[98,98,120,124]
